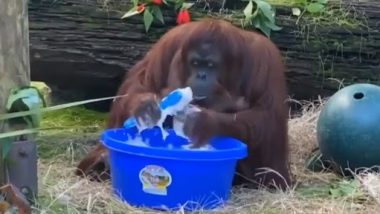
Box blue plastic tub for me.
[102,127,248,211]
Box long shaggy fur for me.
[75,19,293,190]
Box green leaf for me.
[254,0,275,23]
[250,11,280,37]
[181,2,194,10]
[132,0,139,7]
[174,3,182,10]
[261,26,271,37]
[151,5,165,24]
[306,3,325,13]
[243,0,254,18]
[263,17,282,31]
[243,17,252,27]
[258,22,271,37]
[252,16,261,29]
[121,7,141,19]
[143,8,154,32]
[318,0,328,4]
[172,0,185,10]
[258,13,282,31]
[165,0,180,3]
[293,0,307,4]
[252,17,271,37]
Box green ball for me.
[317,83,380,173]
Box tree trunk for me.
[276,0,380,105]
[0,0,31,186]
[28,0,380,111]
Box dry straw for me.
[34,99,380,214]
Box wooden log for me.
[0,0,32,192]
[28,0,380,111]
[275,0,380,105]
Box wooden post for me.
[0,0,31,191]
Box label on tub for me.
[139,165,172,196]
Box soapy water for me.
[123,131,215,151]
[172,104,202,139]
[122,87,215,151]
[125,135,149,147]
[123,87,194,138]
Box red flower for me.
[137,4,146,13]
[177,9,191,25]
[152,0,163,5]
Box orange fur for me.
[75,19,293,190]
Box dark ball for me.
[317,83,380,174]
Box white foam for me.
[172,104,202,140]
[181,144,215,151]
[135,116,154,133]
[125,135,149,147]
[121,87,216,151]
[123,134,215,151]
